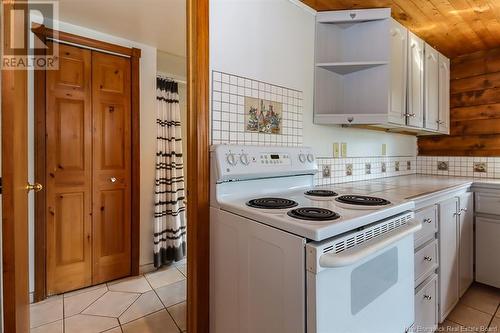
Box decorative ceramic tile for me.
[395,161,400,172]
[322,165,331,177]
[381,162,386,173]
[346,164,353,176]
[474,162,487,173]
[437,161,449,171]
[212,71,303,146]
[407,161,411,170]
[365,163,371,175]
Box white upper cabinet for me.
[438,54,450,134]
[389,19,407,125]
[407,31,424,128]
[313,8,450,135]
[424,44,439,131]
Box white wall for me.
[28,19,158,293]
[210,0,417,157]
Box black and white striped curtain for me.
[154,76,186,267]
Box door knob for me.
[26,182,43,192]
[110,177,117,183]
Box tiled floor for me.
[30,263,187,333]
[440,283,500,332]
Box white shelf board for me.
[316,61,388,75]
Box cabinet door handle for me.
[423,295,432,301]
[404,113,416,118]
[423,218,432,224]
[461,208,468,213]
[424,256,433,262]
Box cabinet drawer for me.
[414,205,438,248]
[414,274,438,333]
[475,193,500,215]
[415,240,438,286]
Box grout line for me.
[487,303,500,329]
[116,293,142,325]
[75,288,110,317]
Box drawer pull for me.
[424,256,433,261]
[423,218,432,224]
[423,295,432,301]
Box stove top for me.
[304,189,338,197]
[287,207,340,221]
[335,195,391,206]
[246,197,298,209]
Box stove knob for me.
[299,153,306,163]
[240,153,250,165]
[227,153,237,166]
[307,154,314,163]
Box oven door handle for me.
[319,219,422,268]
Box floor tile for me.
[490,317,500,331]
[108,276,152,294]
[121,310,179,333]
[447,303,492,330]
[119,290,164,325]
[168,301,186,331]
[496,306,500,318]
[82,291,140,318]
[103,327,123,333]
[155,279,186,308]
[64,314,119,333]
[177,264,187,277]
[460,283,500,315]
[438,320,463,332]
[30,296,63,328]
[64,286,107,317]
[64,284,107,298]
[30,319,63,333]
[145,266,185,289]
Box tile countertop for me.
[329,174,500,203]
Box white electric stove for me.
[210,144,421,333]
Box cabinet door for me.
[438,54,450,134]
[424,44,439,131]
[458,193,474,297]
[476,217,500,288]
[438,197,459,321]
[407,32,424,128]
[389,19,407,125]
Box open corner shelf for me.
[316,61,389,75]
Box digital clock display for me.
[270,154,280,160]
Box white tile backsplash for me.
[417,156,500,179]
[211,71,303,147]
[314,156,417,186]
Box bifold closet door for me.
[46,42,93,294]
[91,51,132,283]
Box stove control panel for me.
[212,144,318,182]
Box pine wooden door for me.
[46,42,93,294]
[92,51,132,283]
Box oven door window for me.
[351,247,398,315]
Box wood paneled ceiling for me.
[301,0,500,58]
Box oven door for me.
[307,221,420,333]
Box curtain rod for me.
[157,72,187,85]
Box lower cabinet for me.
[438,197,459,322]
[414,274,438,333]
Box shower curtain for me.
[153,76,186,267]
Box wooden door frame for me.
[186,0,210,331]
[2,0,31,331]
[32,25,142,301]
